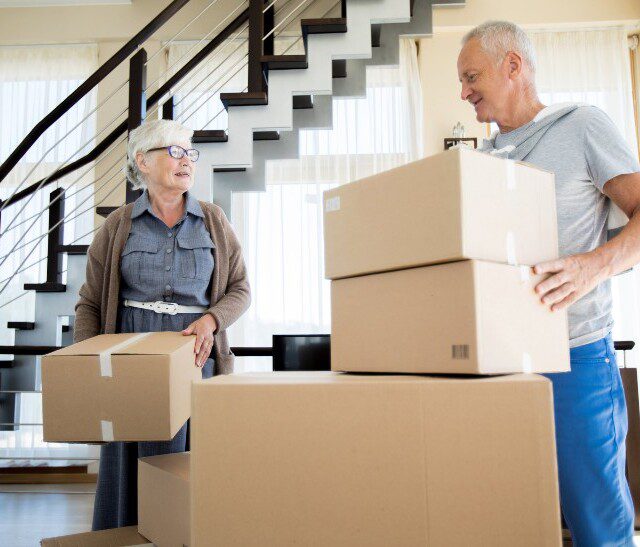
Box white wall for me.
[419,0,640,156]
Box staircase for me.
[0,0,464,462]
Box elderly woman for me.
[74,118,250,530]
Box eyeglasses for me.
[147,145,200,162]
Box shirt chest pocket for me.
[176,236,215,280]
[121,236,160,285]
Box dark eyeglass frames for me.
[146,145,200,162]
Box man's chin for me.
[475,110,490,123]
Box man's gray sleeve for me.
[583,106,640,191]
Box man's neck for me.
[497,98,546,134]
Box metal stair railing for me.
[0,0,344,304]
[0,0,341,306]
[0,0,251,213]
[182,0,339,130]
[0,0,345,363]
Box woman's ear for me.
[136,151,150,175]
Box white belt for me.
[123,299,207,315]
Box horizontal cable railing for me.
[0,0,350,466]
[193,0,338,129]
[0,6,251,213]
[0,0,192,186]
[0,133,127,271]
[0,0,340,319]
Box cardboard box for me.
[323,147,558,279]
[331,260,569,374]
[138,452,190,547]
[41,526,151,546]
[42,332,201,442]
[191,372,561,547]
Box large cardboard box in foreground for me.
[191,372,561,547]
[332,260,570,374]
[323,147,558,279]
[41,526,151,546]
[42,332,201,442]
[138,452,190,547]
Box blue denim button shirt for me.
[119,189,215,334]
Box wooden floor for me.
[3,484,640,546]
[0,484,95,546]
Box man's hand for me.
[181,313,218,367]
[533,252,607,312]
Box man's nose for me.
[460,83,472,101]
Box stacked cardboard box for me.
[46,149,569,545]
[138,452,190,547]
[324,147,570,374]
[186,371,562,546]
[137,148,567,546]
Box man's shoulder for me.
[554,104,608,129]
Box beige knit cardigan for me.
[73,200,251,375]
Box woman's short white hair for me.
[125,119,194,190]
[462,20,537,73]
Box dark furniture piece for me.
[272,334,331,372]
[444,137,478,150]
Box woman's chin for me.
[172,177,193,191]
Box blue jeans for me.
[544,335,635,547]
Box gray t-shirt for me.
[493,105,640,347]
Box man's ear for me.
[506,51,523,80]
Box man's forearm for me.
[591,207,640,280]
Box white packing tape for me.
[522,353,533,374]
[505,159,516,190]
[101,420,114,442]
[98,332,152,377]
[519,265,531,283]
[506,231,518,266]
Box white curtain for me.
[529,27,640,361]
[0,44,98,460]
[530,28,637,148]
[632,34,640,159]
[227,39,423,372]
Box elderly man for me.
[457,21,640,546]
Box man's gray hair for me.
[462,20,537,73]
[125,119,194,190]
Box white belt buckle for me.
[152,301,178,315]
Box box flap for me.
[40,526,150,546]
[458,146,554,175]
[196,371,548,387]
[139,452,190,481]
[44,334,142,357]
[44,332,194,358]
[120,331,195,356]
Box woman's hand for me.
[181,313,218,367]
